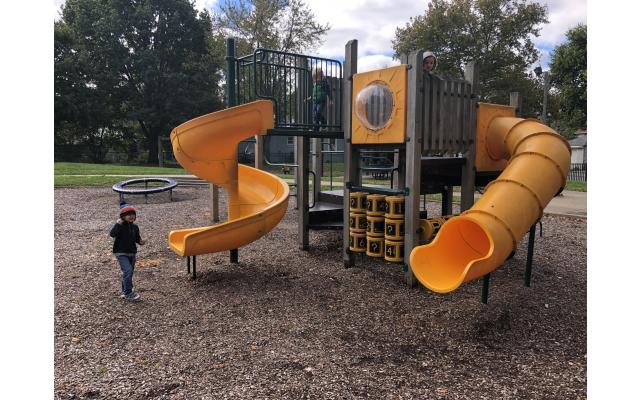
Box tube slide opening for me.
[411,217,492,293]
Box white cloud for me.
[532,0,587,68]
[305,0,586,69]
[193,0,219,13]
[53,0,586,70]
[534,0,587,46]
[357,54,401,73]
[306,0,425,60]
[53,0,65,20]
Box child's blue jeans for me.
[313,103,326,127]
[116,254,136,295]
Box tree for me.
[549,24,587,136]
[392,0,548,114]
[54,0,225,164]
[212,0,330,56]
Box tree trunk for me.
[147,128,160,165]
[137,119,160,165]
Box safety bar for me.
[347,183,408,196]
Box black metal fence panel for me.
[235,48,343,137]
[567,163,587,182]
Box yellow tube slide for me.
[167,100,289,256]
[409,116,571,293]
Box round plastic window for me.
[355,82,394,131]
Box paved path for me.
[543,190,586,218]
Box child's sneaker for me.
[124,292,140,301]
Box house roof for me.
[569,134,587,147]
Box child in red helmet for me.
[109,201,146,300]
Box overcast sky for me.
[54,0,586,72]
[192,0,586,72]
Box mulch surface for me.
[54,186,586,399]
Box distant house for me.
[568,130,587,164]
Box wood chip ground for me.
[55,187,586,399]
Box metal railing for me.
[234,48,343,137]
[567,163,587,182]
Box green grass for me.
[55,175,134,187]
[54,162,188,176]
[565,180,586,192]
[54,162,588,193]
[54,162,189,187]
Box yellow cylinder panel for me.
[366,236,385,258]
[366,194,387,216]
[349,212,367,233]
[385,196,405,218]
[366,215,385,237]
[419,218,443,244]
[384,240,404,263]
[349,232,367,253]
[349,192,367,213]
[385,218,404,241]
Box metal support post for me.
[525,221,537,287]
[442,186,453,215]
[311,138,322,202]
[230,249,238,264]
[255,136,265,170]
[482,273,491,304]
[296,136,310,250]
[403,50,424,287]
[226,37,239,263]
[209,184,219,223]
[542,71,549,124]
[342,39,358,268]
[510,92,523,117]
[461,62,479,212]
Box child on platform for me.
[422,51,438,74]
[309,67,333,130]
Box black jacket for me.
[110,221,142,254]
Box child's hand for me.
[139,239,146,245]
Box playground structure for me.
[166,38,570,300]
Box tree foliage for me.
[549,24,587,136]
[54,0,224,163]
[212,0,330,56]
[392,0,548,115]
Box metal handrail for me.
[235,47,343,133]
[308,170,317,208]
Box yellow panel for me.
[352,65,407,144]
[475,103,514,172]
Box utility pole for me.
[542,71,549,125]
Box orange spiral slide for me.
[167,100,289,257]
[410,105,571,293]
